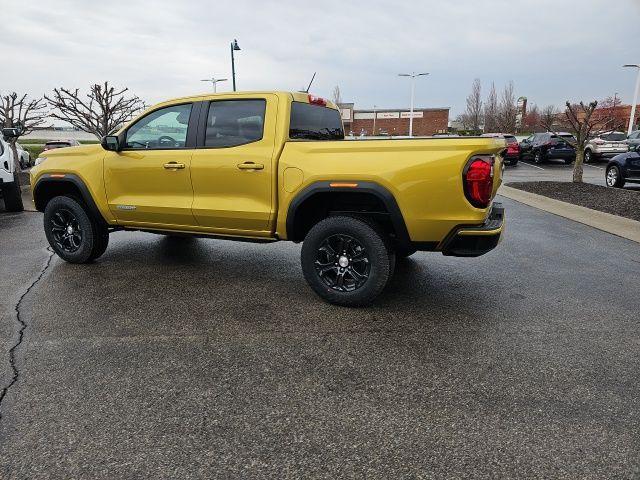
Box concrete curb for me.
[499,185,640,244]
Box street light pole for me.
[372,105,377,136]
[398,72,429,137]
[230,39,241,92]
[623,64,640,135]
[200,77,228,92]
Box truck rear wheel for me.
[44,196,108,263]
[301,216,393,307]
[2,172,24,212]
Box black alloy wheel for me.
[314,234,370,292]
[44,195,108,263]
[50,208,83,253]
[301,216,393,306]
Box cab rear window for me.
[289,102,344,140]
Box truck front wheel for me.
[44,196,109,263]
[301,216,393,307]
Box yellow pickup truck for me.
[30,91,505,306]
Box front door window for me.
[126,104,192,149]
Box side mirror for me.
[2,127,21,139]
[101,135,120,152]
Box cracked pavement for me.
[0,197,639,479]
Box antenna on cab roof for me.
[304,72,316,93]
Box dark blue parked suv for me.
[605,146,640,188]
[519,132,576,164]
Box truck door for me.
[104,102,197,228]
[190,94,278,236]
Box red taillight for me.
[507,143,519,154]
[464,156,494,208]
[308,94,327,106]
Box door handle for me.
[237,162,264,170]
[163,162,185,170]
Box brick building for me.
[338,103,449,136]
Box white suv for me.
[584,131,629,163]
[0,129,24,211]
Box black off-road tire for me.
[88,219,110,261]
[1,172,24,212]
[301,216,393,307]
[44,196,102,263]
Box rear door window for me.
[204,99,266,148]
[289,102,344,140]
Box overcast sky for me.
[2,0,640,116]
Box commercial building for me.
[338,103,449,136]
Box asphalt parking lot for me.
[1,195,639,479]
[505,157,640,191]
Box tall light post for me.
[623,64,640,135]
[372,104,377,136]
[230,39,241,92]
[398,72,429,137]
[200,77,227,93]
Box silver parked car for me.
[584,131,628,163]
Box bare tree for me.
[541,100,623,182]
[540,105,559,131]
[332,85,342,105]
[497,81,517,133]
[464,78,483,133]
[523,103,541,132]
[46,82,144,139]
[593,95,626,131]
[0,92,47,170]
[483,82,498,133]
[455,113,472,132]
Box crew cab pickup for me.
[30,91,505,306]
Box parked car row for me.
[484,130,640,171]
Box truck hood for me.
[41,143,103,158]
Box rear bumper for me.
[439,202,505,257]
[594,150,628,158]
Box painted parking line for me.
[519,161,546,171]
[584,164,605,170]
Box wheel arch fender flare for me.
[285,180,411,246]
[33,173,107,225]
